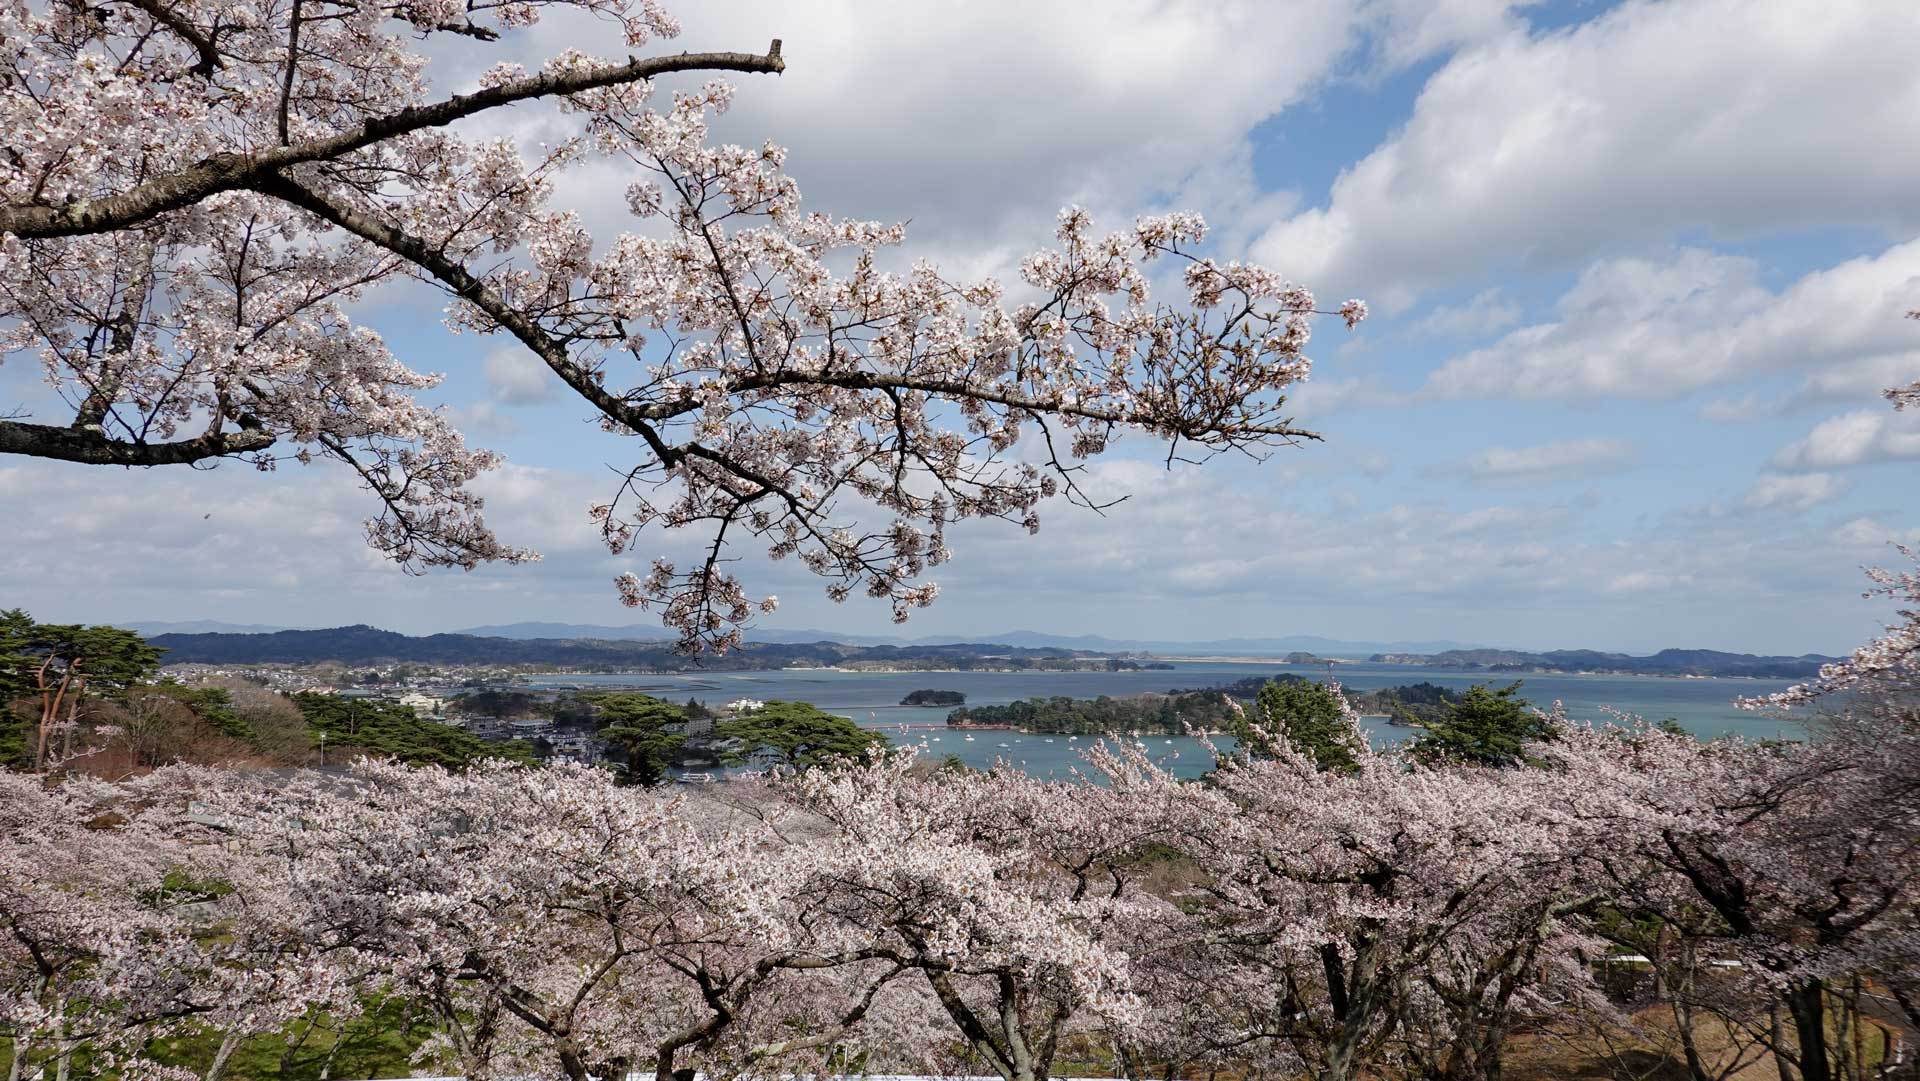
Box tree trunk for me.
[204,1030,244,1081]
[1653,921,1670,1001]
[316,1034,341,1081]
[59,689,80,764]
[1671,940,1713,1081]
[37,663,79,773]
[52,991,70,1081]
[1787,980,1832,1081]
[1773,1003,1798,1081]
[1848,977,1865,1081]
[1319,939,1383,1081]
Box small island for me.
[902,689,966,706]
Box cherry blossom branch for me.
[0,44,786,240]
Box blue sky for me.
[6,0,1920,654]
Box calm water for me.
[519,662,1808,780]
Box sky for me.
[6,0,1920,654]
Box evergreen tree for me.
[1241,678,1362,773]
[1410,682,1550,767]
[594,694,688,785]
[713,701,883,771]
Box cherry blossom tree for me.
[1545,715,1920,1081]
[0,767,348,1081]
[1,0,1363,650]
[204,758,914,1081]
[779,751,1179,1081]
[1136,696,1609,1081]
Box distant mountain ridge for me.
[451,622,1486,656]
[137,623,1838,677]
[124,619,301,636]
[146,624,1124,670]
[1369,647,1839,679]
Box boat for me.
[964,735,975,741]
[931,737,941,742]
[997,742,1010,748]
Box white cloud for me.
[1744,472,1847,512]
[1287,376,1410,418]
[1410,288,1523,340]
[483,346,555,404]
[1605,571,1692,594]
[1458,437,1637,481]
[1774,409,1920,469]
[1425,240,1920,399]
[466,0,1369,278]
[1787,353,1920,407]
[1833,517,1920,547]
[1701,393,1770,422]
[1360,0,1539,70]
[1251,0,1920,303]
[1436,503,1569,536]
[448,401,521,438]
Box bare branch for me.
[0,417,274,465]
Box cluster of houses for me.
[160,663,784,771]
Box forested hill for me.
[1365,647,1837,678]
[146,625,1127,670]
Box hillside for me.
[1367,647,1837,678]
[147,625,1132,671]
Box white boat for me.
[997,742,1010,748]
[964,735,975,741]
[1067,736,1078,741]
[1044,738,1054,743]
[931,737,941,742]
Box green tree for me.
[147,680,251,740]
[293,693,527,769]
[1241,678,1362,773]
[713,701,883,771]
[1410,682,1550,768]
[0,609,38,765]
[593,694,688,785]
[4,619,162,771]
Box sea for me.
[517,661,1812,781]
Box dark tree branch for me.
[1,42,785,239]
[0,416,273,465]
[116,0,223,76]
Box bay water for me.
[520,661,1809,781]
